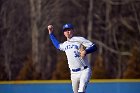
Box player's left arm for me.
[81,38,97,54]
[79,37,97,58]
[85,43,97,54]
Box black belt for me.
[72,66,88,72]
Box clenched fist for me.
[48,25,54,34]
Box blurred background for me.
[0,0,140,80]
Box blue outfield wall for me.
[0,79,140,93]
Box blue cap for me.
[62,23,74,31]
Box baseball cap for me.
[62,23,74,31]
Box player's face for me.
[63,28,74,39]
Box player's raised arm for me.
[48,25,54,34]
[47,25,60,49]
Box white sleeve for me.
[79,37,93,48]
[59,43,65,51]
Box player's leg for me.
[71,73,80,93]
[78,68,92,93]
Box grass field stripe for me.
[0,79,140,84]
[90,79,140,83]
[0,80,71,84]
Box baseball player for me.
[48,23,97,93]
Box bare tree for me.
[87,0,94,63]
[0,0,140,80]
[0,0,16,80]
[30,0,41,79]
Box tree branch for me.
[103,0,133,5]
[71,0,83,8]
[94,40,132,56]
[131,3,140,34]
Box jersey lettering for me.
[64,44,78,51]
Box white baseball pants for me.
[70,68,92,93]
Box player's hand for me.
[80,50,86,58]
[79,44,86,58]
[48,25,54,34]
